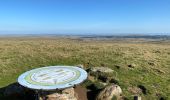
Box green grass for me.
[0,37,170,99]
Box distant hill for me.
[0,34,170,40]
[79,35,170,40]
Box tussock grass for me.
[0,37,169,99]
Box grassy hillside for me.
[0,37,169,99]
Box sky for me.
[0,0,170,35]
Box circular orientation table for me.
[18,66,88,90]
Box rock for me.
[39,87,78,100]
[62,88,78,100]
[46,93,68,100]
[128,87,142,94]
[89,67,115,83]
[88,75,95,82]
[90,67,113,73]
[4,83,25,96]
[96,84,122,100]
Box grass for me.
[0,37,170,99]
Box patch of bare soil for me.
[74,85,88,100]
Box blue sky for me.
[0,0,170,35]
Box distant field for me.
[0,37,170,99]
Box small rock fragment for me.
[128,87,142,94]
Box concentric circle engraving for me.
[18,66,87,90]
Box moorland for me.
[0,35,169,100]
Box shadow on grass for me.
[0,82,35,100]
[86,84,103,100]
[87,90,101,100]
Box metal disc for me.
[18,66,87,90]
